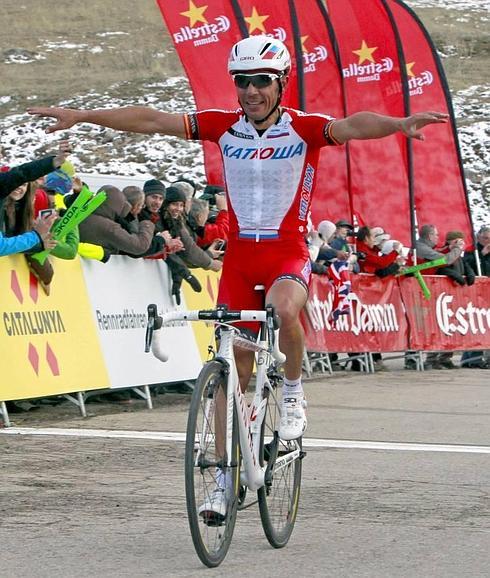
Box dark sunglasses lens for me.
[234,74,274,89]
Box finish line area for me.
[2,370,489,577]
[3,426,490,455]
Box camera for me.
[39,208,56,218]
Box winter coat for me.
[0,156,55,200]
[163,212,213,270]
[79,186,154,255]
[357,240,399,277]
[0,230,42,257]
[464,243,490,277]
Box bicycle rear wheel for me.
[258,376,302,548]
[185,360,240,567]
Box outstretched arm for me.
[28,106,187,138]
[331,111,448,144]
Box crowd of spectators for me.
[1,144,488,410]
[308,218,489,371]
[1,143,228,304]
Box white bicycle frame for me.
[149,308,301,493]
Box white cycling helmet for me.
[228,35,291,75]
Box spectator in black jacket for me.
[1,141,71,200]
[461,225,490,368]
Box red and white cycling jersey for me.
[185,107,340,241]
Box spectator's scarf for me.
[328,260,352,324]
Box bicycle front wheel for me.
[258,379,302,548]
[185,360,240,567]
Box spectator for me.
[188,196,229,249]
[415,224,463,270]
[0,140,70,201]
[356,226,404,277]
[171,179,196,214]
[424,230,475,370]
[79,185,155,256]
[137,180,203,304]
[0,183,56,259]
[438,230,475,286]
[122,185,146,233]
[162,186,223,273]
[43,167,73,209]
[462,225,490,369]
[140,179,166,230]
[330,219,353,255]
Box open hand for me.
[400,112,448,141]
[28,107,82,134]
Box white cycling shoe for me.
[279,395,307,440]
[198,488,227,525]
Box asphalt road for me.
[1,364,489,577]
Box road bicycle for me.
[145,297,305,567]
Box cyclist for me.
[29,35,447,442]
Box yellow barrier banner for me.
[0,255,109,401]
[182,269,220,361]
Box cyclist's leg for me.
[262,245,311,440]
[266,277,308,381]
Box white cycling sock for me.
[215,467,226,490]
[283,377,303,397]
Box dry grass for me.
[0,0,488,111]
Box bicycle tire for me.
[257,376,302,548]
[185,360,240,567]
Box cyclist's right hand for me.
[28,107,82,134]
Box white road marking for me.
[2,427,490,454]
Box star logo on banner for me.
[244,7,269,34]
[180,0,208,27]
[406,62,416,77]
[353,40,378,64]
[301,35,309,53]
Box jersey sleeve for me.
[292,111,343,148]
[184,110,240,143]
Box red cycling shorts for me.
[217,236,311,331]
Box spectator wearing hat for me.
[162,186,223,270]
[462,225,490,368]
[161,186,222,304]
[79,185,155,257]
[330,219,353,253]
[423,230,476,371]
[438,230,475,287]
[140,179,166,230]
[415,224,464,273]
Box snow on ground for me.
[0,0,488,225]
[407,0,490,12]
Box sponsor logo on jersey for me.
[299,163,315,221]
[222,142,304,160]
[228,127,254,140]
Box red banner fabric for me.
[155,0,243,185]
[326,0,412,244]
[302,274,409,353]
[387,0,473,241]
[302,274,490,353]
[399,276,490,351]
[296,0,351,225]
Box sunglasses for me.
[233,73,280,89]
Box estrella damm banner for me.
[0,255,109,401]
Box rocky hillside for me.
[0,0,488,224]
